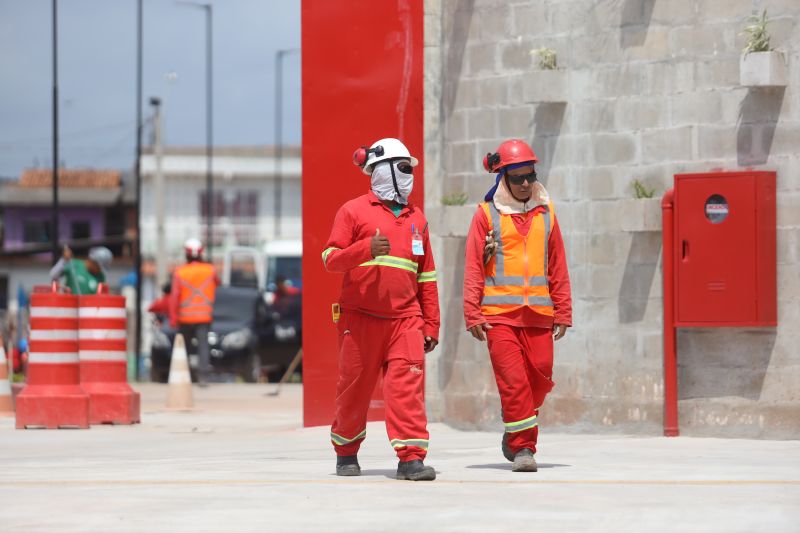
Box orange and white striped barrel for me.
[15,292,89,429]
[79,295,127,378]
[78,294,140,424]
[28,292,80,384]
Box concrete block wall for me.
[424,0,800,438]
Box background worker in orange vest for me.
[322,137,440,481]
[170,238,219,385]
[463,139,572,473]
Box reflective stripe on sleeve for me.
[322,247,339,264]
[417,271,437,283]
[504,414,538,433]
[330,429,366,446]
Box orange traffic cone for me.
[166,334,193,410]
[0,335,13,415]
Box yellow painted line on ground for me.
[2,479,799,487]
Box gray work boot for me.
[336,455,361,476]
[511,449,538,472]
[501,432,514,462]
[396,459,436,481]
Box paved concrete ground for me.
[1,384,798,532]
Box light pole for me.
[274,48,299,238]
[134,0,143,380]
[176,1,213,260]
[51,0,60,264]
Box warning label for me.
[705,195,729,224]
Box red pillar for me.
[301,0,425,427]
[662,189,679,437]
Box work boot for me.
[511,449,537,472]
[501,432,514,462]
[336,455,361,476]
[396,459,436,481]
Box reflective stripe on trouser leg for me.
[331,429,366,446]
[383,316,429,462]
[330,311,386,457]
[504,414,538,433]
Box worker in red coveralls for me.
[463,139,572,472]
[322,137,440,481]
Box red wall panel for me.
[301,0,425,427]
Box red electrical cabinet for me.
[661,170,776,436]
[673,171,776,326]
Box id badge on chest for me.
[411,224,424,256]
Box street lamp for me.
[176,1,214,260]
[274,47,299,238]
[51,0,60,264]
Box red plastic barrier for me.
[79,295,140,424]
[15,292,90,429]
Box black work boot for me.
[501,432,514,462]
[336,455,361,476]
[396,459,436,481]
[511,449,537,472]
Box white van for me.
[223,239,302,296]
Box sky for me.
[0,0,301,178]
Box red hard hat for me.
[483,139,538,172]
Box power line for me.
[0,119,135,146]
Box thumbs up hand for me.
[371,227,391,257]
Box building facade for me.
[424,0,800,438]
[139,145,302,271]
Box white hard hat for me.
[88,246,113,271]
[184,238,204,257]
[359,138,419,175]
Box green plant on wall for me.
[741,10,772,55]
[441,192,468,206]
[530,47,557,70]
[632,179,655,199]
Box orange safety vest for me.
[480,201,555,317]
[176,262,217,324]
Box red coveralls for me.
[322,191,440,462]
[463,204,572,455]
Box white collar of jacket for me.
[492,176,550,214]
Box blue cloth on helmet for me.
[483,161,533,201]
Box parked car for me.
[149,284,302,383]
[150,285,264,382]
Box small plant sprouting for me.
[741,10,772,55]
[441,192,469,206]
[530,47,557,70]
[632,179,655,199]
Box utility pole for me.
[134,0,143,380]
[205,5,213,261]
[273,48,299,239]
[51,0,60,264]
[150,97,167,289]
[176,1,213,259]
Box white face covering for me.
[371,160,413,204]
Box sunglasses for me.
[506,170,537,185]
[396,161,413,174]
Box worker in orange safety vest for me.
[169,238,219,385]
[463,139,572,472]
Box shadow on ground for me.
[466,463,570,470]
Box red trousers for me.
[487,325,554,455]
[330,310,428,462]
